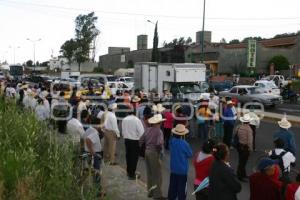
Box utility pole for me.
[27,38,41,71]
[201,0,206,63]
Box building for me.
[99,32,300,75]
[137,35,148,50]
[218,35,300,74]
[108,47,130,55]
[196,31,212,44]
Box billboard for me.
[247,40,257,68]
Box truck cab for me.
[167,82,209,102]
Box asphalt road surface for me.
[269,102,300,116]
[115,119,300,200]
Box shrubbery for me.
[0,99,81,200]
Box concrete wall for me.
[218,47,247,74]
[99,49,152,72]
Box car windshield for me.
[247,87,262,94]
[107,76,117,81]
[265,82,277,88]
[178,83,203,93]
[124,77,134,82]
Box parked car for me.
[117,76,134,88]
[253,80,280,95]
[109,81,133,95]
[261,75,289,88]
[219,85,283,107]
[24,75,52,87]
[209,80,233,92]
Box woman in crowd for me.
[208,143,241,200]
[193,139,216,200]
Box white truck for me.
[134,62,209,101]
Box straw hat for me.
[148,114,166,124]
[108,103,118,110]
[172,124,189,136]
[21,84,28,89]
[227,100,233,105]
[153,104,165,113]
[278,117,291,129]
[240,114,251,123]
[132,95,141,103]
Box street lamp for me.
[9,46,20,64]
[27,38,41,71]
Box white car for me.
[254,80,280,96]
[109,81,133,95]
[261,75,289,88]
[117,76,134,88]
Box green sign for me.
[247,40,256,68]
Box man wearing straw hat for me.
[235,114,253,182]
[273,116,296,156]
[103,103,120,165]
[140,114,167,199]
[168,124,193,200]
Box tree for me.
[26,60,33,67]
[242,36,263,43]
[220,38,227,43]
[36,61,40,66]
[75,12,100,63]
[127,60,134,68]
[268,55,290,70]
[60,39,78,64]
[273,32,297,39]
[229,39,240,44]
[151,22,159,62]
[60,12,100,71]
[163,37,192,48]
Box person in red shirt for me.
[286,174,300,200]
[162,104,174,150]
[193,139,216,200]
[249,158,282,200]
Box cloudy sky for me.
[0,0,299,64]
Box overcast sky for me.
[0,0,299,64]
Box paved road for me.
[266,102,300,116]
[115,120,300,200]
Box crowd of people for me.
[1,79,299,200]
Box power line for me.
[0,0,300,21]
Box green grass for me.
[0,98,81,200]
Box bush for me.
[268,55,290,71]
[291,80,300,92]
[0,99,81,199]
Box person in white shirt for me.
[247,108,260,151]
[66,117,85,146]
[103,103,120,165]
[269,138,296,182]
[35,98,50,121]
[77,96,88,118]
[122,111,144,179]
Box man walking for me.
[122,111,144,180]
[222,101,236,147]
[273,116,296,155]
[103,103,120,165]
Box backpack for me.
[269,150,287,173]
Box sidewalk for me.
[102,164,151,200]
